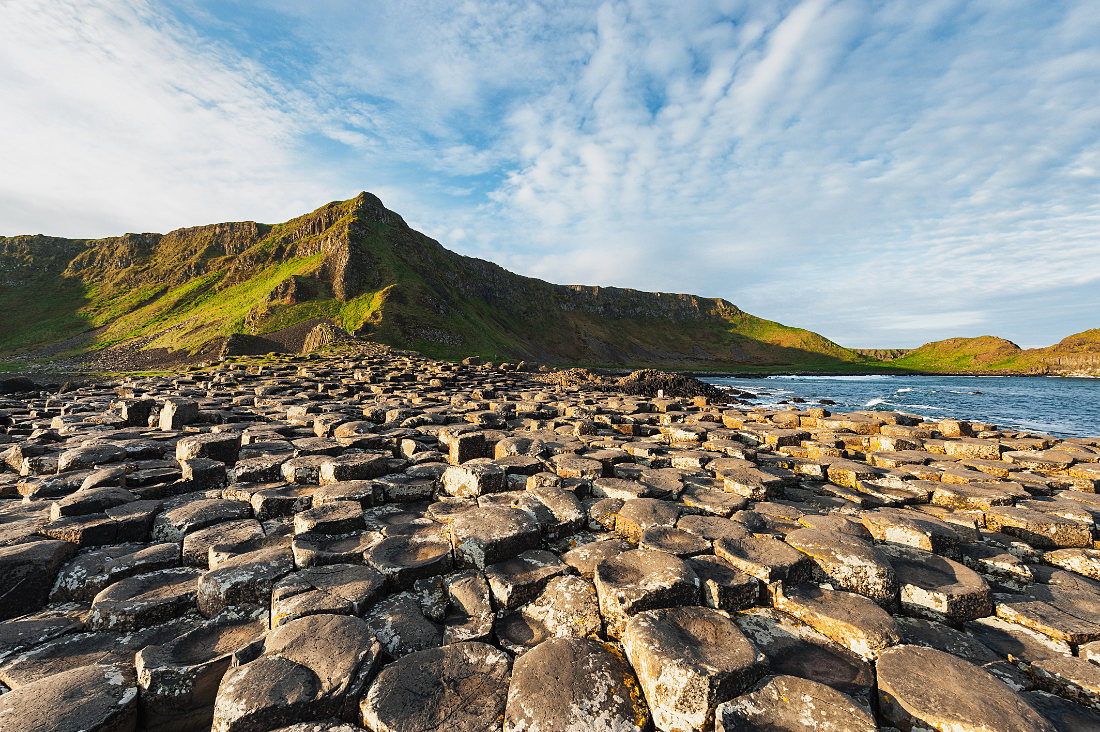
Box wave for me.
[895,387,913,393]
[864,397,888,407]
[766,375,892,381]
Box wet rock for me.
[877,644,1055,732]
[715,674,876,732]
[292,530,379,568]
[504,637,649,732]
[623,606,766,731]
[360,641,511,732]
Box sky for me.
[1,1,1098,349]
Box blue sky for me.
[1,1,1098,348]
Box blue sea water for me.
[702,374,1100,439]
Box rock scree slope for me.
[0,343,1097,729]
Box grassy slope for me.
[4,193,1092,374]
[880,331,1100,374]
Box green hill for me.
[877,331,1100,376]
[0,193,874,371]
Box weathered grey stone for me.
[885,544,992,622]
[443,571,494,645]
[449,506,540,569]
[442,462,507,497]
[0,539,77,619]
[360,642,511,732]
[212,656,323,732]
[88,566,202,630]
[504,637,650,732]
[772,584,901,661]
[784,527,899,606]
[715,674,876,732]
[713,535,812,584]
[735,608,875,709]
[0,662,139,732]
[271,563,385,627]
[496,574,601,654]
[485,549,567,612]
[151,498,253,543]
[136,609,268,732]
[594,548,699,638]
[198,543,294,618]
[561,537,630,577]
[622,606,766,732]
[366,591,443,657]
[877,644,1055,732]
[364,534,453,588]
[615,497,681,542]
[176,432,241,465]
[293,500,363,535]
[688,555,760,611]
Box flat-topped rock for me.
[877,644,1056,732]
[773,583,901,661]
[784,527,898,605]
[622,606,766,732]
[715,674,876,732]
[360,641,511,732]
[594,548,699,638]
[504,637,649,732]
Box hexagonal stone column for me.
[622,606,766,732]
[504,637,650,731]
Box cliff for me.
[0,193,870,370]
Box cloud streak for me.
[1,0,1098,348]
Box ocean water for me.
[702,374,1100,439]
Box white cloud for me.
[1,0,1098,349]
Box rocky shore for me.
[1,344,1099,731]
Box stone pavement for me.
[0,345,1098,731]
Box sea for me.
[701,374,1100,439]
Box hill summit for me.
[0,193,870,371]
